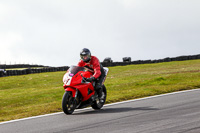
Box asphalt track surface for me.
[1,89,200,133]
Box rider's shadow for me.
[75,106,159,115]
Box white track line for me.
[1,88,200,125]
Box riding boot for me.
[96,84,104,103]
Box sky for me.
[0,0,200,67]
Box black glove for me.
[85,76,95,82]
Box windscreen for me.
[69,66,85,76]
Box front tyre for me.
[62,91,76,115]
[91,85,107,110]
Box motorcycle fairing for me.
[64,83,95,102]
[63,66,96,102]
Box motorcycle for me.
[62,65,109,114]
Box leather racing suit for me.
[77,56,106,90]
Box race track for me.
[1,89,200,133]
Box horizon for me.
[1,53,200,67]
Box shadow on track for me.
[75,106,159,115]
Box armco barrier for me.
[0,71,4,77]
[0,66,69,77]
[1,54,200,77]
[0,64,47,69]
[101,54,200,67]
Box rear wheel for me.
[91,85,107,109]
[62,91,76,114]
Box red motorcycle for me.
[62,65,109,114]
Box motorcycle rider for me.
[78,48,106,103]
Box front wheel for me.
[62,91,76,114]
[91,85,107,110]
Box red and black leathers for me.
[77,56,101,79]
[78,55,106,101]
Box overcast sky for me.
[0,0,200,66]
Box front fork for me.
[74,88,78,98]
[64,86,79,101]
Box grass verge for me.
[1,59,200,122]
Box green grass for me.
[1,59,200,122]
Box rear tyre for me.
[91,85,107,110]
[62,91,76,114]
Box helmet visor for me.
[81,55,90,61]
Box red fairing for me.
[64,87,76,97]
[63,68,95,101]
[77,56,101,79]
[64,84,95,101]
[74,84,94,101]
